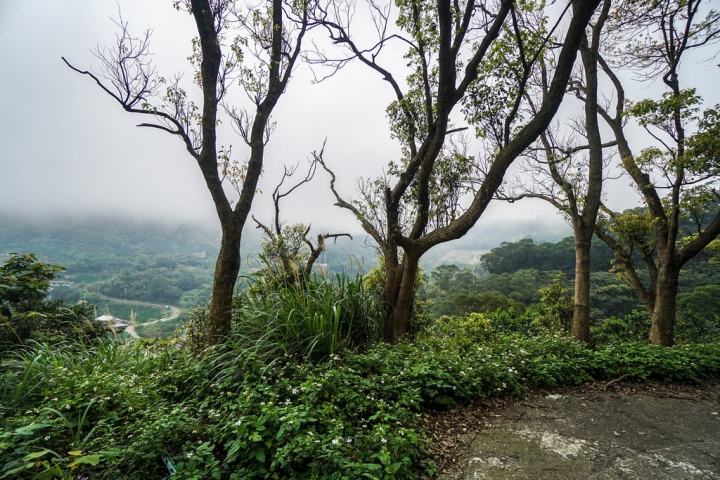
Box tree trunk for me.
[390,255,420,343]
[207,222,242,343]
[382,257,403,344]
[572,235,592,343]
[380,248,421,344]
[649,263,679,346]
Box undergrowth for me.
[3,258,720,479]
[2,331,719,479]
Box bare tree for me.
[312,0,602,342]
[252,152,352,284]
[63,0,313,343]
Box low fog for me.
[0,1,717,238]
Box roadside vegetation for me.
[2,253,719,479]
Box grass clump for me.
[191,275,383,362]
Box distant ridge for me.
[0,213,571,272]
[420,217,572,269]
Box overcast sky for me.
[1,1,718,238]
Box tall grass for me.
[224,275,382,363]
[0,339,154,416]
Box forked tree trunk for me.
[207,223,242,343]
[382,257,404,343]
[572,235,592,343]
[380,249,421,344]
[319,0,601,346]
[649,263,679,346]
[390,255,420,343]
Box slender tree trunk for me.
[570,5,609,344]
[207,222,242,343]
[649,263,679,346]
[572,233,592,343]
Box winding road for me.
[96,295,180,339]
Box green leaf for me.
[33,465,63,479]
[99,448,123,458]
[69,454,102,467]
[23,450,52,461]
[14,423,51,436]
[255,450,265,463]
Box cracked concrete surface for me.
[438,385,720,479]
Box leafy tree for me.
[497,0,614,343]
[533,273,574,332]
[315,0,602,342]
[589,271,643,318]
[429,264,473,292]
[0,254,106,354]
[481,238,542,274]
[474,269,551,304]
[594,207,660,315]
[677,285,720,323]
[64,0,314,343]
[453,291,526,315]
[592,0,720,345]
[706,238,720,266]
[481,236,614,274]
[0,254,64,306]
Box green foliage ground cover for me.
[2,322,720,479]
[3,255,720,479]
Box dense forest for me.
[422,233,720,322]
[0,215,575,332]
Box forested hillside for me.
[0,216,219,317]
[4,214,717,332]
[0,215,571,320]
[421,234,720,325]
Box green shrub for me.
[676,310,720,344]
[1,300,109,356]
[592,310,651,345]
[3,307,720,478]
[0,254,63,306]
[532,273,573,332]
[227,275,382,362]
[592,309,720,346]
[0,254,108,356]
[428,313,497,347]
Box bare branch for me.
[316,149,385,248]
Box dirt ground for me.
[423,380,720,479]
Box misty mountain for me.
[0,214,573,278]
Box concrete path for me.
[436,384,720,479]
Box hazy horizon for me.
[1,1,717,241]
